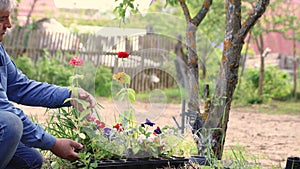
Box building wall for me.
[250,0,300,56]
[17,0,59,25]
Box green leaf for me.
[116,88,127,101]
[132,145,140,154]
[96,103,105,109]
[63,98,73,104]
[117,88,127,95]
[78,152,86,159]
[127,88,136,103]
[90,162,98,168]
[139,126,146,134]
[79,133,86,139]
[71,98,88,113]
[79,110,91,121]
[81,126,96,138]
[145,132,151,138]
[128,2,134,8]
[124,74,131,85]
[50,161,60,169]
[123,109,136,127]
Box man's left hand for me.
[70,88,96,112]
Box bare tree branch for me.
[237,0,270,42]
[25,0,39,26]
[178,0,192,23]
[193,0,212,27]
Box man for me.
[0,0,97,168]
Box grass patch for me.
[135,88,187,104]
[232,99,300,115]
[223,145,262,168]
[222,145,285,169]
[137,88,300,116]
[257,100,300,115]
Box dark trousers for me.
[0,112,43,169]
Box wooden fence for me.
[2,28,178,92]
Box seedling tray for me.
[96,157,189,169]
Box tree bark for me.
[174,34,188,87]
[259,53,265,96]
[177,0,212,132]
[203,0,270,159]
[186,23,200,113]
[256,33,265,96]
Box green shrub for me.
[34,54,73,86]
[12,55,35,78]
[264,67,292,99]
[13,52,113,97]
[234,66,292,104]
[76,61,113,97]
[95,66,112,97]
[13,54,72,86]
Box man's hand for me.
[50,138,83,162]
[70,88,96,112]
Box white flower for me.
[147,134,156,142]
[164,128,174,135]
[137,134,146,144]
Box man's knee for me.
[6,145,44,169]
[0,112,23,169]
[0,112,23,141]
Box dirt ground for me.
[17,97,300,169]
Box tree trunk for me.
[256,34,265,96]
[186,23,200,113]
[177,0,212,135]
[259,55,265,96]
[240,32,251,78]
[204,0,270,159]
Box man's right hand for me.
[50,138,83,162]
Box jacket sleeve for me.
[5,57,71,108]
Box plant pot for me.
[285,157,300,169]
[95,156,189,169]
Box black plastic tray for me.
[95,157,189,169]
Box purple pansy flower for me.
[144,118,155,126]
[103,127,112,137]
[103,127,118,140]
[153,126,162,135]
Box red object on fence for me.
[118,52,129,58]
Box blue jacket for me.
[0,44,71,150]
